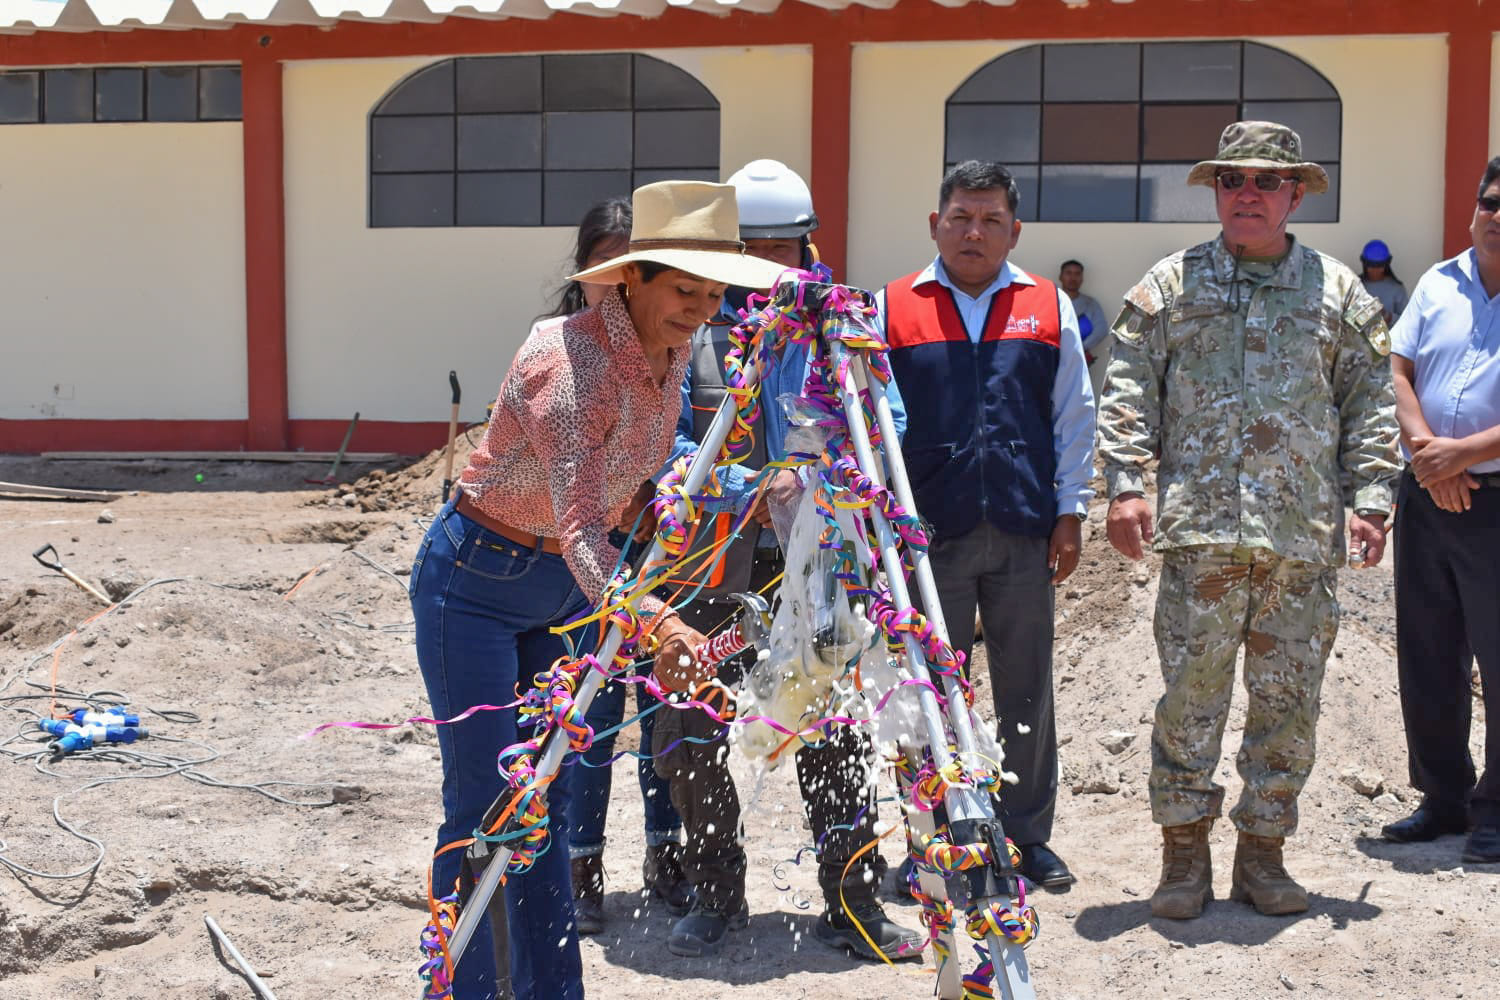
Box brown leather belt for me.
[455,494,564,555]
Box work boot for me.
[571,855,605,935]
[643,841,694,915]
[1149,818,1214,920]
[814,892,926,961]
[667,897,750,957]
[1230,831,1309,915]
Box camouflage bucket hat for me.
[1186,120,1329,194]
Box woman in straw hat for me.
[408,180,784,1000]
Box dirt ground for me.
[1,450,1494,1000]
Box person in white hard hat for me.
[648,159,924,962]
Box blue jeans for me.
[570,529,682,857]
[410,501,586,1000]
[571,670,682,857]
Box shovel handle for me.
[63,568,113,606]
[32,543,62,572]
[449,370,462,406]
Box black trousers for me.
[926,521,1058,846]
[651,553,886,911]
[1395,472,1500,826]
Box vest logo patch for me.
[1004,315,1040,335]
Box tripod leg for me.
[896,751,963,1000]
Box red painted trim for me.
[0,1,1479,67]
[0,420,249,453]
[242,54,289,451]
[1443,15,1491,258]
[811,36,852,280]
[1,419,455,456]
[287,419,457,454]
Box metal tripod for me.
[435,279,1036,1000]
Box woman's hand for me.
[651,614,711,692]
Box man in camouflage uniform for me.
[1097,121,1400,919]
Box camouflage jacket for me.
[1098,236,1400,567]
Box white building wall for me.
[0,123,246,420]
[1490,33,1500,168]
[282,47,812,425]
[850,35,1448,320]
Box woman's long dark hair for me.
[1360,261,1400,283]
[545,197,632,318]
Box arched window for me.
[369,53,720,228]
[945,42,1341,223]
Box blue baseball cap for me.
[1361,239,1392,264]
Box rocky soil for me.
[0,451,1493,1000]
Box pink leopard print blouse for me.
[458,287,689,613]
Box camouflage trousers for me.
[1150,545,1339,837]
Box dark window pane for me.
[43,69,92,123]
[1139,163,1218,222]
[544,53,630,111]
[1043,44,1139,101]
[456,56,540,114]
[543,111,631,169]
[96,68,144,122]
[544,170,630,227]
[633,168,720,187]
[1039,165,1137,221]
[147,66,197,122]
[951,46,1040,103]
[0,72,39,124]
[633,110,717,169]
[457,114,541,171]
[1239,100,1340,161]
[633,55,716,110]
[1042,103,1138,163]
[1009,163,1039,223]
[372,173,454,227]
[458,171,541,226]
[199,66,242,121]
[1142,103,1239,162]
[1243,43,1336,100]
[945,104,1039,164]
[376,61,454,116]
[1291,163,1339,223]
[1142,42,1241,101]
[371,115,454,173]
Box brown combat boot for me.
[643,841,695,915]
[571,854,605,935]
[1149,818,1214,919]
[1230,832,1309,915]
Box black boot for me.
[814,881,926,962]
[571,854,605,936]
[667,897,749,957]
[643,841,695,915]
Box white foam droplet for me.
[1016,723,1032,734]
[679,654,691,667]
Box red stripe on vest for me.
[885,269,1062,349]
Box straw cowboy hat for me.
[1186,120,1330,195]
[570,180,788,290]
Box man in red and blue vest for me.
[878,160,1096,892]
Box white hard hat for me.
[727,159,818,239]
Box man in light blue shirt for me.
[1383,155,1500,864]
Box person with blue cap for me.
[1360,238,1408,324]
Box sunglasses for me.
[1216,171,1297,193]
[1478,194,1500,213]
